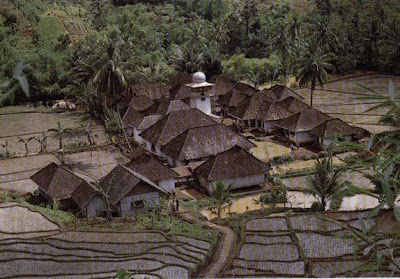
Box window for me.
[132,200,144,209]
[201,97,206,101]
[201,92,205,96]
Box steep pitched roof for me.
[233,82,258,96]
[210,75,236,96]
[99,165,167,205]
[309,118,360,138]
[137,115,162,131]
[161,124,256,161]
[218,90,248,108]
[258,101,293,121]
[276,108,332,133]
[70,181,99,209]
[174,85,192,100]
[155,98,190,115]
[262,85,304,101]
[122,107,145,129]
[128,95,154,112]
[278,96,310,114]
[30,163,90,202]
[129,83,171,100]
[140,109,217,146]
[126,153,178,182]
[194,146,268,181]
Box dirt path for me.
[179,212,236,278]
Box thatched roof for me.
[70,181,99,209]
[155,98,190,115]
[276,109,332,133]
[140,109,217,146]
[174,84,192,100]
[194,146,268,181]
[129,83,171,100]
[161,124,255,161]
[122,107,145,129]
[278,97,310,114]
[126,153,178,182]
[218,90,248,108]
[233,82,258,96]
[128,95,154,112]
[261,85,304,102]
[209,75,236,96]
[99,165,168,205]
[30,163,94,206]
[259,101,293,121]
[137,115,162,131]
[309,118,360,138]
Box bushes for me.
[268,154,295,166]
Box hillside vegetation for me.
[1,0,400,105]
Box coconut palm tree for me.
[271,18,291,85]
[210,180,233,219]
[174,46,203,74]
[33,132,48,153]
[48,122,73,151]
[17,136,34,156]
[296,47,334,106]
[305,153,347,211]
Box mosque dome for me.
[192,71,206,83]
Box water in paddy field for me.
[200,191,384,220]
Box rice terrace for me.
[1,0,400,278]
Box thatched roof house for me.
[194,146,268,193]
[126,153,178,192]
[278,96,310,114]
[161,124,255,167]
[276,108,332,144]
[30,163,98,213]
[99,164,168,217]
[129,83,171,100]
[140,109,217,153]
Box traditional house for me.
[30,163,98,213]
[193,146,268,193]
[258,101,293,133]
[161,124,255,167]
[125,153,178,192]
[275,108,332,145]
[128,83,171,100]
[99,164,168,217]
[218,90,248,116]
[309,118,366,147]
[139,109,217,157]
[261,85,304,102]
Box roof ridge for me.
[121,165,168,195]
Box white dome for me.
[192,72,206,83]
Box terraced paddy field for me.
[295,74,400,134]
[0,203,217,278]
[223,211,400,277]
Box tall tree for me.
[296,47,333,106]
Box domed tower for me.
[185,71,214,115]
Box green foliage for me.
[37,16,65,48]
[210,180,233,219]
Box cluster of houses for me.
[29,71,367,218]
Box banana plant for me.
[48,121,73,151]
[17,136,35,156]
[0,140,11,157]
[33,132,48,154]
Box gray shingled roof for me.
[129,83,171,100]
[278,97,310,114]
[309,118,360,138]
[261,85,304,101]
[161,124,256,161]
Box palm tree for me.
[305,153,347,211]
[48,122,73,151]
[174,46,203,74]
[210,180,233,219]
[271,18,291,85]
[296,47,334,106]
[17,136,34,156]
[33,132,48,153]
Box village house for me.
[260,84,304,102]
[161,123,255,167]
[139,108,217,157]
[125,153,178,192]
[277,96,311,114]
[193,146,269,193]
[30,162,99,214]
[128,83,171,100]
[275,108,332,145]
[99,164,168,217]
[309,118,367,147]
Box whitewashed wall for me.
[117,192,161,216]
[134,128,144,145]
[263,121,276,133]
[295,132,316,144]
[85,195,106,217]
[322,135,352,147]
[191,97,211,115]
[158,178,175,193]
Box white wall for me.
[145,141,152,152]
[134,128,144,145]
[206,173,265,193]
[117,192,161,217]
[86,195,106,217]
[158,178,175,193]
[322,135,352,147]
[295,132,316,144]
[191,97,211,115]
[263,121,276,133]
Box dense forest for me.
[1,0,400,106]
